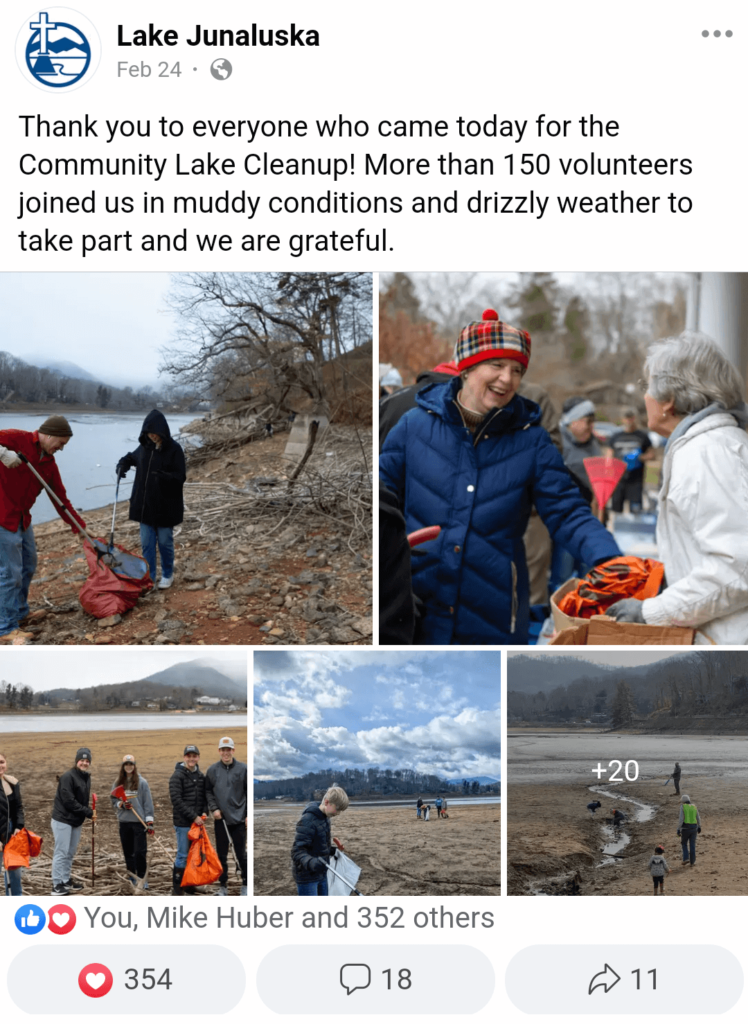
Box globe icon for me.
[211,58,233,80]
[26,13,90,88]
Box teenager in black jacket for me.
[0,751,25,895]
[116,409,186,590]
[50,747,93,895]
[291,786,349,895]
[168,745,207,895]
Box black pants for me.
[673,777,681,794]
[214,819,247,886]
[681,823,697,865]
[119,821,147,878]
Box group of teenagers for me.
[0,737,247,896]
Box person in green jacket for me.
[677,795,701,865]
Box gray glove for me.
[0,446,22,469]
[606,598,645,623]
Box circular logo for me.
[48,903,76,934]
[14,904,46,935]
[78,963,113,999]
[210,58,233,80]
[16,8,100,91]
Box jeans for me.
[0,523,37,635]
[51,819,83,885]
[214,819,247,887]
[174,825,191,869]
[681,824,698,864]
[416,808,421,818]
[297,877,328,896]
[119,821,148,878]
[139,524,174,580]
[4,820,24,895]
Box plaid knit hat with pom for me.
[455,309,531,372]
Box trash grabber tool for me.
[108,473,122,556]
[91,793,97,889]
[326,859,364,896]
[111,787,152,892]
[17,453,122,568]
[222,819,242,876]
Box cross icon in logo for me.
[30,11,56,55]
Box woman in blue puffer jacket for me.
[379,309,621,644]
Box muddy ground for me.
[254,802,500,896]
[12,428,372,646]
[0,727,248,896]
[508,777,748,896]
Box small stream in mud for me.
[530,785,658,895]
[588,784,656,865]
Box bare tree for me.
[162,272,371,417]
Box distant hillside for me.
[143,657,246,699]
[447,776,500,786]
[24,356,99,382]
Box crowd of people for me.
[0,737,247,896]
[0,409,186,642]
[380,313,748,646]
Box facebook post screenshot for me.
[1,0,747,1022]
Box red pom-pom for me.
[482,309,499,321]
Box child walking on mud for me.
[648,845,670,895]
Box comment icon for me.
[340,963,371,996]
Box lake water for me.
[509,731,748,782]
[0,713,247,733]
[255,796,500,814]
[0,413,196,524]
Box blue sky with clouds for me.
[254,651,500,781]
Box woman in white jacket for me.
[608,332,748,644]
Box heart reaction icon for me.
[78,963,114,998]
[48,904,76,934]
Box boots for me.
[172,866,183,895]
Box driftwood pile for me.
[179,425,372,551]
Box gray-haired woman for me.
[608,332,748,643]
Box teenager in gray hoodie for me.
[111,755,155,889]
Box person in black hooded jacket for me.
[291,786,349,895]
[116,409,186,590]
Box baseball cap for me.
[183,744,200,755]
[218,736,235,749]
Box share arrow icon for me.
[588,964,621,995]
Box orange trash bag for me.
[557,556,665,620]
[3,827,43,870]
[182,822,223,887]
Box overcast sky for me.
[508,650,684,668]
[0,273,175,387]
[0,648,246,691]
[254,651,500,782]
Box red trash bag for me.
[3,827,43,870]
[558,556,665,619]
[182,822,223,887]
[78,539,153,618]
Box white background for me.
[3,1,748,1022]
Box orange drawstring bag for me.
[557,556,665,620]
[3,827,43,870]
[181,822,223,887]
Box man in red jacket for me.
[0,415,86,642]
